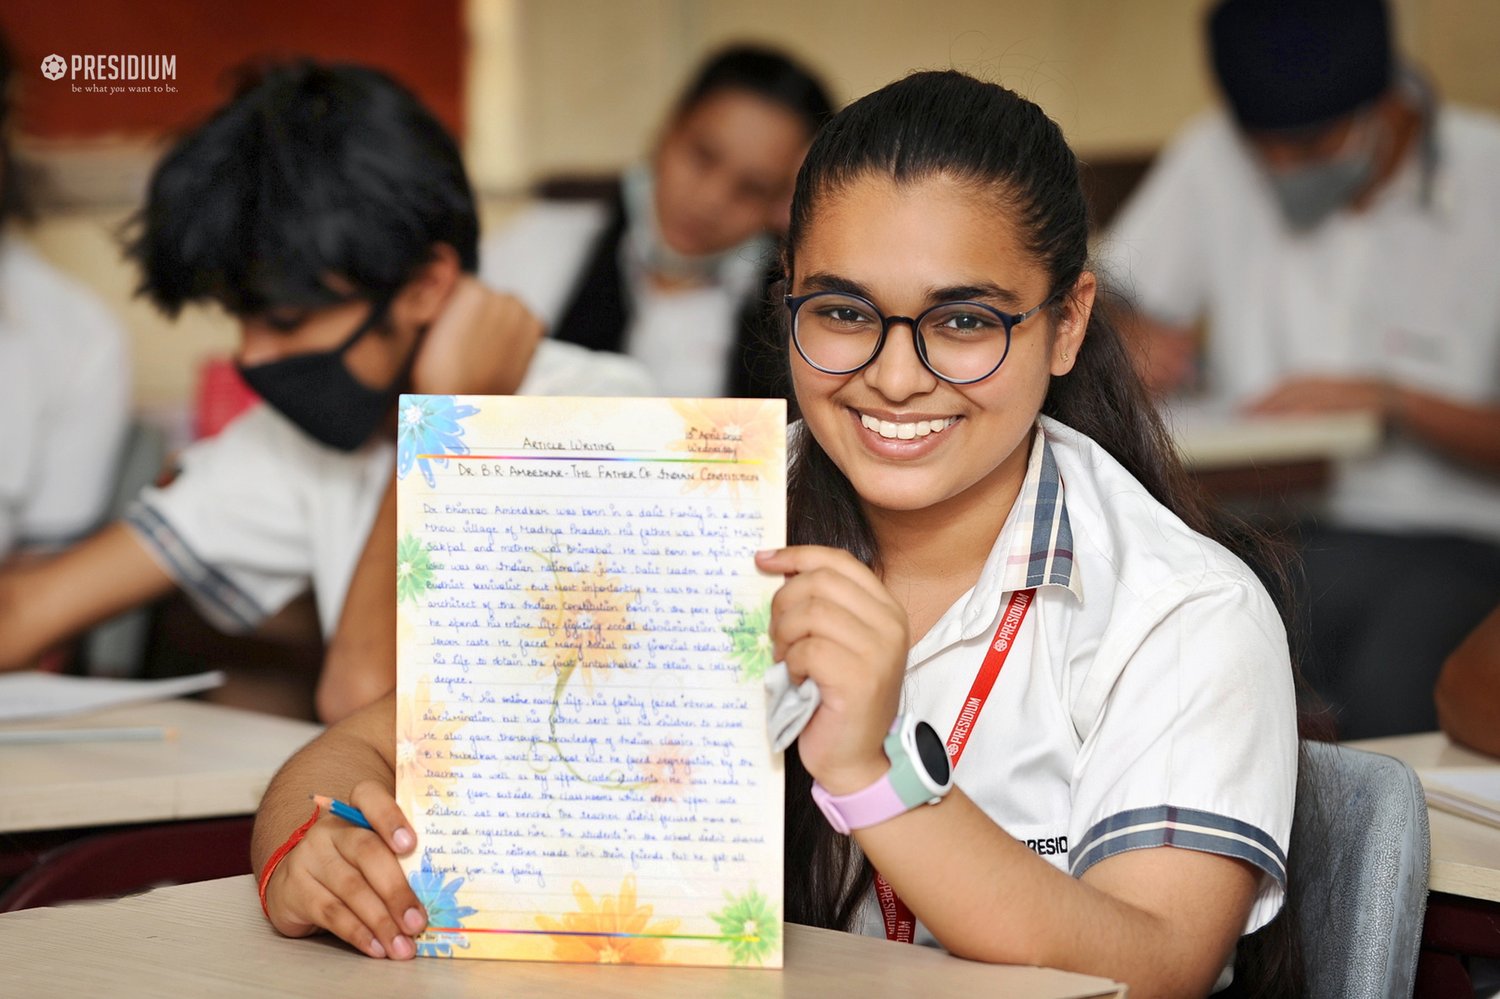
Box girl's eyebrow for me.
[924,282,1025,309]
[799,272,873,298]
[799,273,1027,310]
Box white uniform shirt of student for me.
[1103,107,1500,545]
[479,201,770,398]
[849,418,1298,967]
[0,236,130,556]
[122,340,653,638]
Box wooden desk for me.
[1169,406,1382,472]
[0,699,321,834]
[1346,732,1500,904]
[0,876,1126,999]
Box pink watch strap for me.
[811,774,908,834]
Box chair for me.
[0,817,253,912]
[1290,740,1430,998]
[78,419,168,677]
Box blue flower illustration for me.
[398,395,480,486]
[409,852,478,957]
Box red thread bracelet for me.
[258,803,322,921]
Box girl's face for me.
[654,89,809,255]
[789,172,1091,522]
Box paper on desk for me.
[0,670,226,723]
[394,395,785,968]
[1419,768,1500,830]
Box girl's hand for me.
[755,546,908,795]
[263,780,427,959]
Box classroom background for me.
[3,0,1498,419]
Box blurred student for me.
[480,44,832,398]
[0,33,130,566]
[0,62,650,719]
[1104,0,1500,739]
[1434,603,1500,757]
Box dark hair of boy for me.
[126,61,478,320]
[0,32,33,232]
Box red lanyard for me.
[876,587,1035,943]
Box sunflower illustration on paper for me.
[525,556,638,694]
[409,851,478,957]
[535,875,681,965]
[396,679,471,818]
[723,600,774,681]
[667,399,782,496]
[397,394,480,487]
[396,533,434,605]
[639,742,695,800]
[709,886,780,966]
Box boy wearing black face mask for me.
[1102,0,1500,741]
[0,62,652,719]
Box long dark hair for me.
[0,31,32,232]
[781,70,1316,998]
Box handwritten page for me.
[395,396,786,967]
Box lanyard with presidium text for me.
[875,587,1035,944]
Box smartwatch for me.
[810,714,953,834]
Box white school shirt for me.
[123,340,653,638]
[848,417,1298,975]
[478,199,771,398]
[1101,107,1500,545]
[0,235,130,556]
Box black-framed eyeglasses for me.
[785,290,1056,385]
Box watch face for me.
[912,720,951,786]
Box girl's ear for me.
[1050,270,1096,376]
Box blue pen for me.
[312,793,373,830]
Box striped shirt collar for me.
[944,422,1083,646]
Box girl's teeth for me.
[859,413,955,439]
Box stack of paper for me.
[1420,768,1500,830]
[0,671,225,723]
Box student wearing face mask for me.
[480,45,833,399]
[1103,0,1500,740]
[0,63,651,719]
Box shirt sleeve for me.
[14,277,131,548]
[478,202,610,325]
[1097,118,1221,329]
[122,406,313,633]
[519,339,658,396]
[1066,571,1298,934]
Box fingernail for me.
[755,548,778,559]
[393,828,415,852]
[403,907,426,933]
[391,935,415,960]
[367,938,386,959]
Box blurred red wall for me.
[1,0,464,139]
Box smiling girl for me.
[754,71,1299,997]
[252,69,1301,998]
